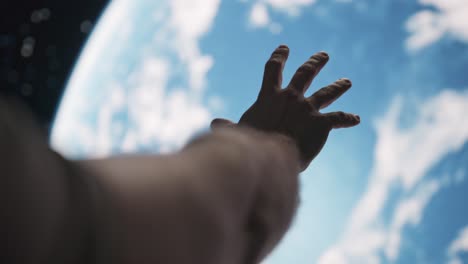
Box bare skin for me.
[1,45,359,264]
[212,45,360,170]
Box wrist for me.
[214,124,303,172]
[262,132,303,172]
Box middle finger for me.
[287,51,329,94]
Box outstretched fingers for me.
[288,51,329,94]
[260,45,290,96]
[322,111,360,129]
[308,78,352,110]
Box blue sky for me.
[51,0,468,263]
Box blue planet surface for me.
[51,0,468,263]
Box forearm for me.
[1,97,92,264]
[79,127,301,264]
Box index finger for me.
[259,45,289,97]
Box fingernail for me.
[340,78,352,85]
[355,115,361,122]
[278,44,289,49]
[318,51,329,58]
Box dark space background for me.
[0,0,108,129]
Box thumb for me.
[210,118,236,130]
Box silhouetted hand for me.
[211,45,360,171]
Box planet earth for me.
[51,0,468,263]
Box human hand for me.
[211,45,360,171]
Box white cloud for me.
[250,2,271,28]
[447,225,468,264]
[266,0,316,16]
[95,83,126,156]
[406,0,468,51]
[169,0,220,39]
[385,180,440,261]
[51,0,134,157]
[246,0,317,33]
[121,58,211,153]
[169,0,220,92]
[51,0,222,158]
[318,89,468,263]
[119,0,221,152]
[126,58,211,152]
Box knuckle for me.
[329,83,342,90]
[306,99,318,111]
[298,63,316,74]
[283,87,300,99]
[265,57,283,69]
[274,47,289,56]
[320,115,334,128]
[315,88,328,98]
[336,111,346,120]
